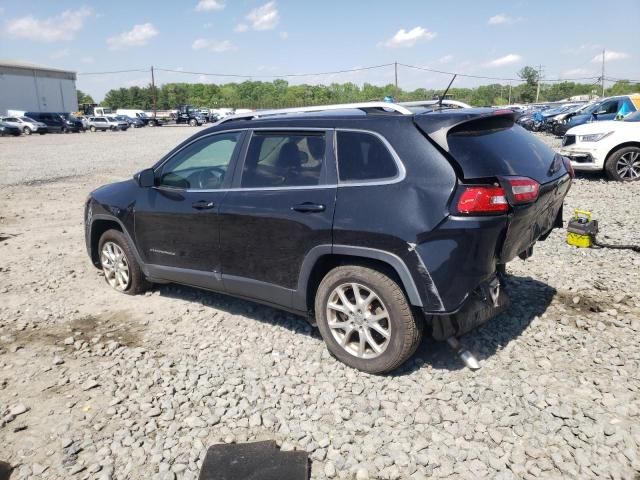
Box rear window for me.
[336,131,398,182]
[446,120,558,181]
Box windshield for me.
[623,111,640,122]
[20,117,35,122]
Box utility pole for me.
[508,83,512,104]
[535,64,543,103]
[151,66,157,118]
[394,61,398,99]
[601,49,606,97]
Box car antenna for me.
[438,74,457,110]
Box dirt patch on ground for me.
[553,289,637,315]
[10,311,144,349]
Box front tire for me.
[90,126,96,132]
[23,127,32,135]
[189,119,197,127]
[314,265,422,374]
[98,230,147,295]
[605,146,640,181]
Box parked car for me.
[116,109,165,126]
[87,116,129,132]
[0,116,48,135]
[550,103,592,136]
[24,112,67,133]
[560,110,640,181]
[175,105,205,126]
[56,113,85,132]
[558,94,640,136]
[0,121,22,136]
[75,115,90,130]
[116,115,144,128]
[85,102,572,373]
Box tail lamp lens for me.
[505,176,540,203]
[457,186,508,214]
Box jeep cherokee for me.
[85,102,572,373]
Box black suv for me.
[85,102,572,373]
[24,112,66,133]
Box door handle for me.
[291,202,325,213]
[192,200,216,210]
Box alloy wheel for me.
[100,241,130,291]
[616,151,640,180]
[326,283,391,359]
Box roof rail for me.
[216,101,413,124]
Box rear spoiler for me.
[414,110,516,152]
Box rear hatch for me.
[414,108,571,261]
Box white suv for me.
[0,116,48,135]
[560,110,640,181]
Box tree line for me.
[82,66,640,110]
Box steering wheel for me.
[195,166,226,189]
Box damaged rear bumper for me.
[427,276,511,340]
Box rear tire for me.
[189,119,197,127]
[605,146,640,181]
[90,126,96,132]
[314,265,422,374]
[98,229,148,295]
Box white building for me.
[0,60,78,114]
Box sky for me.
[1,0,639,101]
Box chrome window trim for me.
[177,185,337,193]
[334,128,407,187]
[153,127,406,193]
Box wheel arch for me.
[606,141,640,163]
[89,214,146,272]
[89,218,122,267]
[296,245,424,313]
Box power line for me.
[154,63,395,79]
[77,63,606,85]
[605,76,640,82]
[398,63,601,83]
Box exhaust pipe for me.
[447,337,480,370]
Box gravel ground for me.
[1,128,639,479]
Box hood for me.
[566,120,621,135]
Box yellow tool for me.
[566,210,598,248]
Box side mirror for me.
[136,168,156,188]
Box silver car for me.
[87,116,129,132]
[0,116,48,135]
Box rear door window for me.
[336,131,399,182]
[241,132,327,188]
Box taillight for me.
[561,156,575,178]
[504,176,540,204]
[457,186,508,214]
